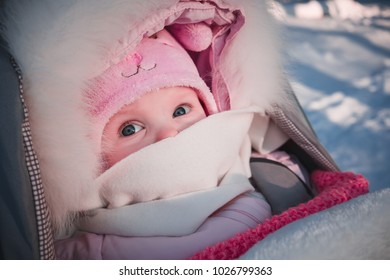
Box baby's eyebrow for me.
[112,108,136,120]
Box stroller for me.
[1,0,389,260]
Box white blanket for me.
[80,108,259,236]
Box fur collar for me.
[1,0,284,236]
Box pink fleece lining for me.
[189,170,369,260]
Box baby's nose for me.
[155,126,179,142]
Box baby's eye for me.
[173,105,191,118]
[121,123,144,137]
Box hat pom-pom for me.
[168,23,212,52]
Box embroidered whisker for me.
[121,63,157,78]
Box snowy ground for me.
[274,0,390,191]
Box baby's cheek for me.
[101,141,127,168]
[193,111,207,124]
[184,114,205,131]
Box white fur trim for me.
[1,0,285,236]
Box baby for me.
[101,86,207,169]
[56,29,273,259]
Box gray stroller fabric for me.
[250,158,314,215]
[0,38,55,260]
[0,38,39,259]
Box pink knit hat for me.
[86,29,218,129]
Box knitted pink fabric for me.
[189,170,369,260]
[85,29,217,141]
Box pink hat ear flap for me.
[168,22,212,52]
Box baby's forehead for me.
[109,86,199,118]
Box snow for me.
[307,92,370,127]
[295,1,325,19]
[274,0,390,191]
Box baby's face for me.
[101,87,207,168]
